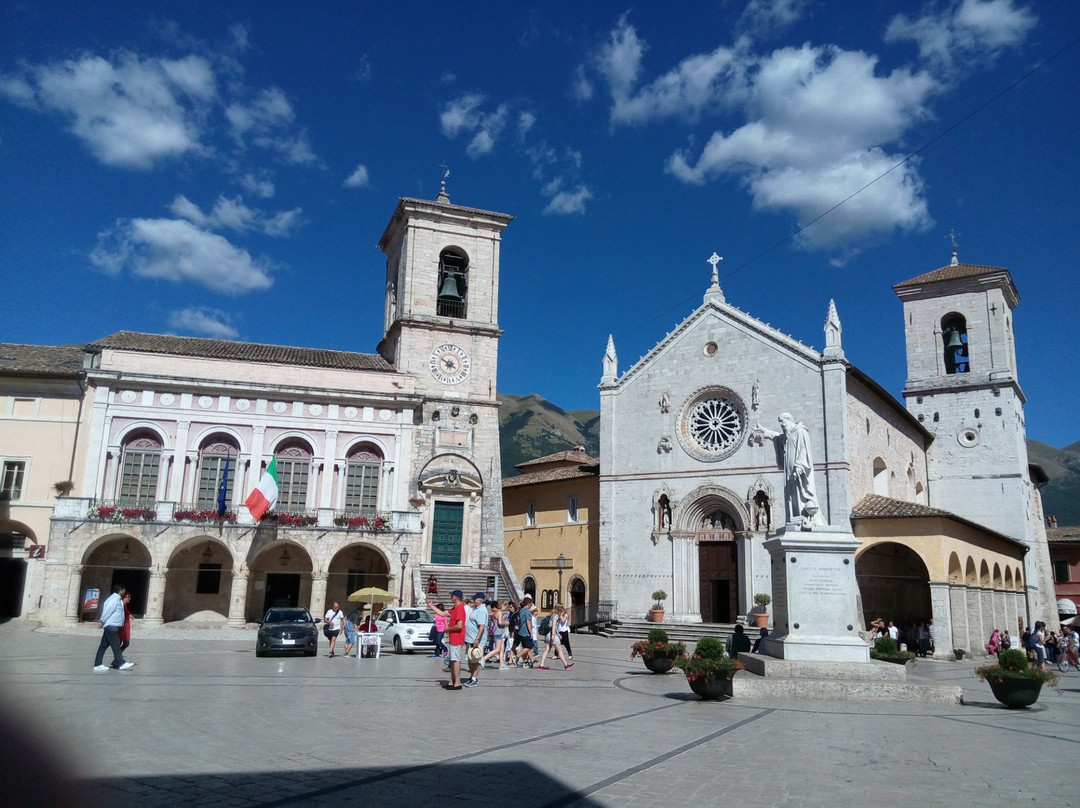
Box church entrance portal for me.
[699,539,738,623]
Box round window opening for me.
[957,428,980,448]
[677,386,747,462]
[704,342,718,357]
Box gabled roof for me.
[502,463,600,489]
[851,494,1027,550]
[1047,526,1080,544]
[0,343,85,378]
[892,259,1019,308]
[87,331,395,373]
[515,448,599,471]
[893,262,1006,288]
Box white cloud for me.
[440,94,509,158]
[739,0,811,37]
[238,172,275,198]
[543,184,593,216]
[0,51,216,169]
[886,0,1036,71]
[90,217,274,294]
[226,87,317,164]
[597,14,647,104]
[344,164,369,188]
[168,307,240,338]
[572,65,594,102]
[518,111,536,136]
[169,194,301,236]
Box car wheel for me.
[305,649,317,657]
[256,648,266,658]
[393,636,403,654]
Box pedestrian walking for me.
[324,601,345,657]
[482,600,508,669]
[514,596,536,667]
[430,603,448,658]
[428,591,466,690]
[117,592,133,656]
[537,606,574,671]
[556,604,573,660]
[93,585,133,672]
[463,593,489,687]
[342,607,359,657]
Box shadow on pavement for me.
[84,762,607,808]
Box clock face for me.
[429,344,471,385]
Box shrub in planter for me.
[630,628,686,673]
[675,636,742,700]
[870,635,916,664]
[976,648,1058,708]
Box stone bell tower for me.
[377,182,513,567]
[894,252,1055,623]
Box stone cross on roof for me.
[704,251,725,303]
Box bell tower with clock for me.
[377,183,513,569]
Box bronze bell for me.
[944,329,964,349]
[438,274,461,299]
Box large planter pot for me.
[649,608,665,623]
[987,677,1045,708]
[643,655,675,674]
[688,676,733,701]
[752,612,769,628]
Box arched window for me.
[197,437,238,510]
[541,589,555,610]
[119,431,162,505]
[942,313,969,374]
[523,575,536,601]
[275,441,312,512]
[436,248,468,318]
[873,457,888,496]
[344,446,382,514]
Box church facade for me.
[4,187,516,627]
[598,254,1053,655]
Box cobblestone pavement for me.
[2,621,1078,807]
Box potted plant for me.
[953,648,966,661]
[650,590,667,623]
[630,628,686,674]
[52,480,74,497]
[674,636,741,700]
[870,636,916,665]
[752,593,771,628]
[976,648,1058,708]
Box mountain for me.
[1027,439,1080,526]
[498,393,599,477]
[498,395,1080,526]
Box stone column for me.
[143,567,167,625]
[320,431,337,510]
[227,571,250,627]
[735,531,752,618]
[310,571,328,616]
[928,582,953,658]
[670,533,702,622]
[948,583,969,656]
[65,565,85,626]
[170,421,191,501]
[965,587,983,655]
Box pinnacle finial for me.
[947,230,961,265]
[437,165,451,202]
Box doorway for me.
[263,573,301,613]
[110,568,150,617]
[431,501,464,564]
[699,541,738,623]
[0,559,26,618]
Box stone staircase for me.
[415,565,517,605]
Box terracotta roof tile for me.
[88,331,394,372]
[851,494,1026,549]
[1047,526,1080,543]
[0,343,85,377]
[502,465,599,489]
[893,262,1009,288]
[515,449,599,469]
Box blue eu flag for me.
[217,453,231,518]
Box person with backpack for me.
[537,606,574,671]
[514,597,536,667]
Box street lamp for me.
[556,553,566,604]
[398,547,410,605]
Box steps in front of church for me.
[600,619,762,645]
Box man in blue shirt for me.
[94,585,134,672]
[463,593,488,688]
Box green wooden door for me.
[431,501,464,564]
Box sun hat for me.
[468,646,484,660]
[450,589,464,599]
[472,592,486,601]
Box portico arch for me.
[246,540,314,620]
[163,537,235,622]
[855,541,931,629]
[326,543,391,608]
[80,535,152,619]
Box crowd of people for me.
[427,592,575,689]
[868,618,936,656]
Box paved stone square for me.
[1,621,1077,807]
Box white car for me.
[374,607,436,654]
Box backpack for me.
[1022,629,1035,651]
[509,610,521,634]
[539,616,552,636]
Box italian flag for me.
[245,457,279,521]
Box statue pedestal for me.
[758,523,870,663]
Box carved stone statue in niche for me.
[701,509,735,531]
[657,437,673,454]
[651,486,676,543]
[753,491,771,531]
[658,392,670,414]
[752,380,760,411]
[657,494,672,531]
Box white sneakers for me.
[93,662,134,672]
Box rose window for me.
[677,387,747,462]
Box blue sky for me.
[2,2,1077,448]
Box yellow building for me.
[502,448,599,623]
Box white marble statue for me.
[754,412,825,527]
